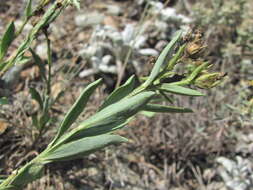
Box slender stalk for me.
[1,0,70,74]
[45,32,52,96]
[115,2,151,88]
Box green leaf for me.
[30,49,46,81]
[50,79,102,146]
[0,97,8,105]
[18,55,30,65]
[143,104,193,113]
[144,30,182,86]
[99,75,136,110]
[54,91,155,146]
[0,61,8,71]
[6,163,44,188]
[29,88,43,109]
[46,134,127,161]
[25,0,33,18]
[0,21,15,60]
[139,111,156,117]
[31,115,39,129]
[39,112,50,130]
[160,84,204,96]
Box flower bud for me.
[194,72,226,89]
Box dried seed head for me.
[186,42,204,55]
[195,72,227,89]
[184,29,206,58]
[194,72,227,89]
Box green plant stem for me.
[115,2,150,88]
[168,62,210,86]
[1,0,70,73]
[0,157,45,190]
[15,17,30,38]
[46,33,52,96]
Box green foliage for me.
[99,75,136,110]
[144,30,182,87]
[143,104,193,113]
[0,1,226,189]
[25,0,33,18]
[0,22,15,61]
[159,84,204,96]
[50,79,103,146]
[45,134,127,161]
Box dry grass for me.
[0,0,252,189]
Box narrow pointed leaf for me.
[54,91,155,146]
[46,134,127,161]
[99,75,136,110]
[31,114,39,129]
[51,79,102,146]
[144,30,182,86]
[0,22,15,60]
[140,111,156,117]
[4,163,44,188]
[143,104,193,113]
[160,84,204,96]
[30,49,46,81]
[63,118,131,143]
[25,0,33,17]
[29,88,43,109]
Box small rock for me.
[149,1,164,15]
[75,12,104,28]
[102,55,113,65]
[15,20,33,33]
[103,16,118,29]
[99,64,117,74]
[160,7,192,23]
[154,20,168,33]
[160,7,177,21]
[79,69,98,78]
[122,24,135,44]
[106,4,122,16]
[155,40,168,51]
[139,48,159,56]
[36,42,48,59]
[87,167,99,176]
[50,24,67,38]
[134,35,147,49]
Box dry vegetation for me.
[0,0,252,189]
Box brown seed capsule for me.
[186,42,204,56]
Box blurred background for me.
[0,0,252,189]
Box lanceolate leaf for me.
[29,88,43,109]
[144,30,182,86]
[0,21,15,60]
[46,134,127,161]
[50,79,102,146]
[143,104,193,113]
[4,162,44,188]
[54,91,155,146]
[25,0,33,18]
[160,84,204,96]
[30,48,46,81]
[99,75,136,110]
